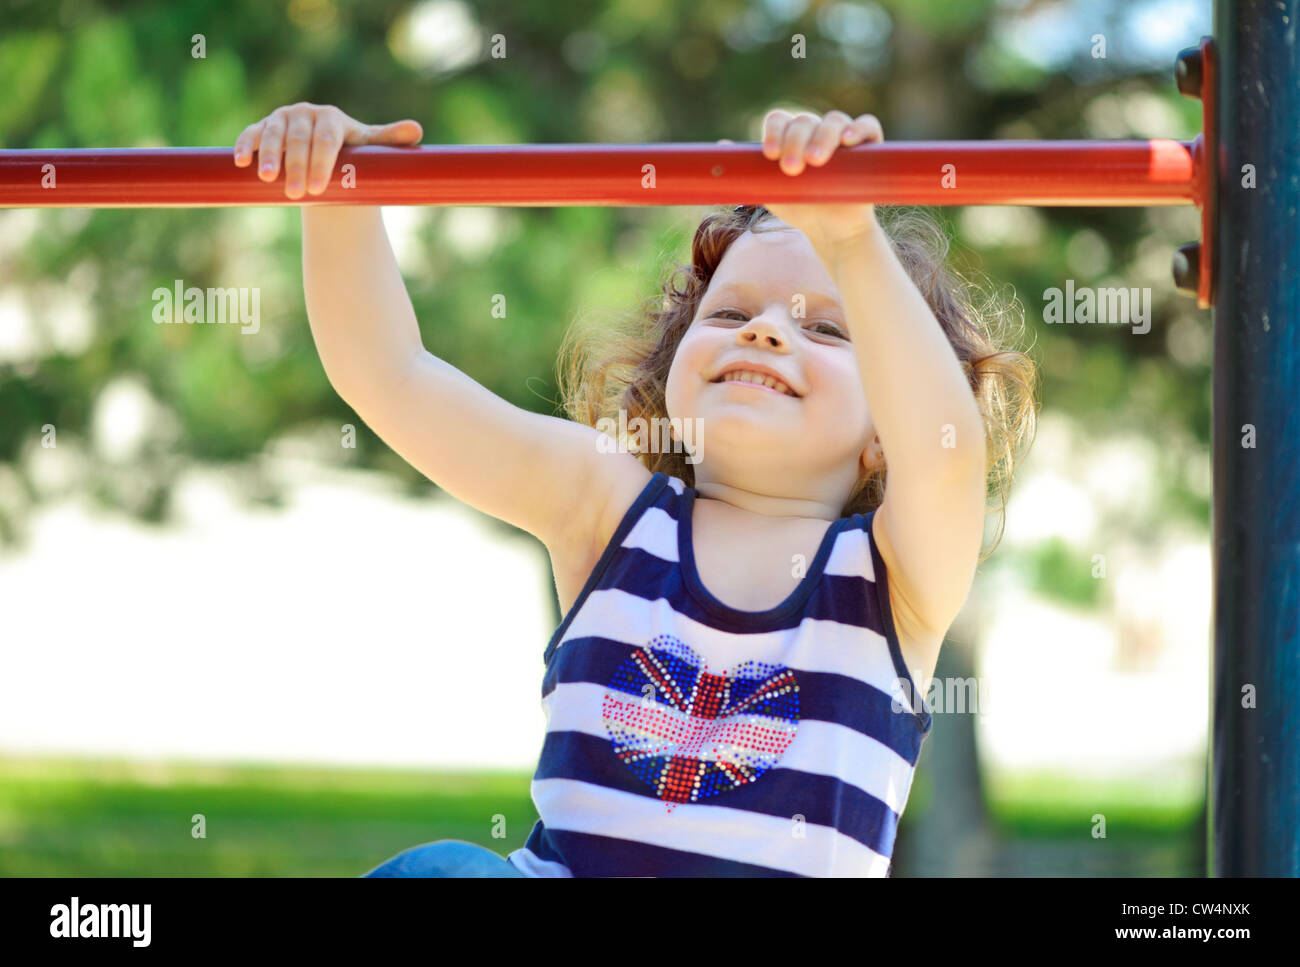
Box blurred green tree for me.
[0,0,1212,611]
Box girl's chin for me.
[699,408,804,430]
[694,428,805,455]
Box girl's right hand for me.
[233,103,423,199]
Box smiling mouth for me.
[709,371,800,397]
[714,380,794,397]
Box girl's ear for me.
[861,434,884,473]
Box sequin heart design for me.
[602,634,800,812]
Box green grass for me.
[985,768,1204,837]
[975,769,1206,875]
[0,755,1207,876]
[0,755,537,877]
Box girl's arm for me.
[760,109,989,642]
[235,103,643,557]
[831,221,987,639]
[300,206,637,554]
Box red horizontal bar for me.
[0,141,1199,209]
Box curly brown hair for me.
[556,204,1040,562]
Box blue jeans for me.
[361,839,525,877]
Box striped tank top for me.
[506,471,933,877]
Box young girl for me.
[233,104,1037,877]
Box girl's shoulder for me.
[588,459,660,559]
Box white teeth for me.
[720,370,794,395]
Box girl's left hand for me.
[756,109,883,260]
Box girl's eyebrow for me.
[711,279,840,306]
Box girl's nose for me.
[738,316,790,349]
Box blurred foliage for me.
[1021,537,1104,608]
[0,0,1213,609]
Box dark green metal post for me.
[1210,0,1300,876]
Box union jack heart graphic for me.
[602,634,800,811]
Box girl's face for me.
[664,222,880,503]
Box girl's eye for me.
[707,309,845,338]
[707,311,847,343]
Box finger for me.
[282,110,316,199]
[233,120,265,166]
[257,110,288,182]
[307,115,345,195]
[368,119,423,145]
[761,109,794,160]
[842,114,884,145]
[805,110,852,165]
[778,114,819,174]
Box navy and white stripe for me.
[507,472,933,877]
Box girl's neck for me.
[692,478,841,523]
